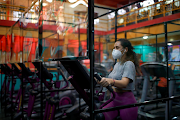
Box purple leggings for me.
[103,91,138,120]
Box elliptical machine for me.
[57,57,121,120]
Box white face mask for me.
[112,49,126,59]
[103,56,107,60]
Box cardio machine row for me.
[1,57,122,120]
[0,62,78,120]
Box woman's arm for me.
[113,77,130,88]
[99,77,130,89]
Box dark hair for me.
[157,52,163,62]
[117,39,141,75]
[103,51,109,56]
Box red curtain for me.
[0,35,38,62]
[6,35,12,52]
[1,36,6,52]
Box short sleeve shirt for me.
[108,61,136,90]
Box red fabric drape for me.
[1,36,6,52]
[28,38,38,61]
[0,35,38,62]
[6,35,11,52]
[12,36,26,53]
[12,36,20,53]
[20,36,24,52]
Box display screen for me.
[162,45,180,61]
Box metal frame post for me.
[155,34,159,109]
[88,0,95,119]
[115,10,117,42]
[38,0,43,119]
[114,10,118,64]
[5,65,7,117]
[10,27,13,120]
[40,62,43,119]
[38,0,43,59]
[164,22,170,120]
[156,35,158,62]
[78,21,81,118]
[4,35,7,117]
[11,65,13,120]
[20,21,24,119]
[58,33,60,58]
[99,36,101,63]
[125,31,127,39]
[78,24,81,54]
[0,32,2,108]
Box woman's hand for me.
[98,77,113,87]
[67,76,73,80]
[153,76,157,80]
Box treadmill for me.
[139,62,180,120]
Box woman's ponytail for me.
[132,51,142,76]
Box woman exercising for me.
[97,39,140,120]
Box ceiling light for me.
[108,11,115,19]
[118,9,126,15]
[118,18,124,24]
[43,3,48,6]
[170,38,174,41]
[133,6,138,10]
[70,0,88,8]
[143,36,148,39]
[94,19,99,24]
[59,6,64,9]
[168,43,172,46]
[141,0,154,7]
[68,0,77,3]
[46,0,53,3]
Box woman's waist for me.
[112,87,131,93]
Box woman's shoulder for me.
[123,61,135,68]
[108,59,113,62]
[124,61,134,65]
[123,61,136,72]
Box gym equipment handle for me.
[94,72,114,93]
